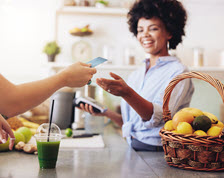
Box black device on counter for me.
[73,96,107,113]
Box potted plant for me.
[43,41,61,62]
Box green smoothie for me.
[36,141,60,169]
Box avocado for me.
[192,115,212,132]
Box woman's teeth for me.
[143,41,153,45]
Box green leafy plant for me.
[43,41,61,56]
[96,0,108,6]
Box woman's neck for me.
[146,53,170,73]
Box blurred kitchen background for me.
[1,0,224,126]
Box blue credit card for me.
[86,57,108,68]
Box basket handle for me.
[162,71,224,123]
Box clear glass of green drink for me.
[35,123,62,169]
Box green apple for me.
[0,138,10,152]
[16,127,32,143]
[14,131,26,145]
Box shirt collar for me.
[143,56,179,65]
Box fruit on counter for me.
[179,107,204,118]
[172,111,194,129]
[177,122,193,134]
[207,126,222,137]
[18,117,39,135]
[203,111,218,124]
[65,128,73,137]
[193,130,207,136]
[0,138,10,151]
[14,131,26,145]
[15,141,37,154]
[6,116,23,130]
[192,115,211,132]
[18,117,40,129]
[164,120,174,131]
[16,127,32,143]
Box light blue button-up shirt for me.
[121,56,194,146]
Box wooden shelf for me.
[57,6,128,16]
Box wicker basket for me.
[159,71,224,171]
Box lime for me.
[65,128,73,137]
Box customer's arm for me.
[0,62,96,117]
[0,115,15,150]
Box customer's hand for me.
[79,104,106,117]
[96,72,130,97]
[59,62,97,88]
[0,115,15,150]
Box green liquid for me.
[36,141,60,169]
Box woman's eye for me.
[150,28,158,31]
[137,29,143,33]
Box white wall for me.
[0,0,61,83]
[1,0,224,83]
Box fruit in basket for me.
[179,107,204,118]
[177,122,193,134]
[203,111,218,124]
[16,127,32,143]
[172,111,194,129]
[213,121,224,128]
[69,27,81,33]
[164,120,174,131]
[193,130,207,136]
[207,126,222,137]
[192,115,211,132]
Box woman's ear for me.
[167,32,172,40]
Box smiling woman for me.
[78,0,194,152]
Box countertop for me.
[1,124,224,178]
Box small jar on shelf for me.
[75,0,91,6]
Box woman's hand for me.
[0,115,15,150]
[79,103,106,117]
[96,72,131,97]
[59,62,97,88]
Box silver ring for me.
[10,138,15,140]
[107,89,111,93]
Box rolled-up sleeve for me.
[143,77,194,129]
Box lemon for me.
[212,121,224,128]
[172,130,178,133]
[65,128,73,137]
[177,122,193,134]
[193,130,207,136]
[207,126,222,137]
[164,120,174,131]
